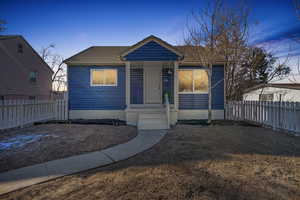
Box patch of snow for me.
[0,134,48,151]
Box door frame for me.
[143,62,162,104]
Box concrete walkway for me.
[0,130,167,195]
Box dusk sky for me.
[1,0,299,70]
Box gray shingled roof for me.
[64,45,222,65]
[65,46,128,65]
[64,35,224,65]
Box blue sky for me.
[1,0,299,70]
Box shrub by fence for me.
[226,101,300,135]
[0,100,68,130]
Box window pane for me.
[105,70,117,85]
[92,70,105,85]
[179,71,193,92]
[194,70,208,92]
[259,94,273,101]
[29,71,37,83]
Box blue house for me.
[64,35,225,129]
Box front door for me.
[144,65,162,104]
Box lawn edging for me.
[0,130,167,196]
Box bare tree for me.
[291,0,300,82]
[183,0,251,122]
[184,0,225,123]
[220,2,291,100]
[184,0,290,108]
[40,44,67,92]
[217,2,250,101]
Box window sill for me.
[179,92,208,94]
[90,84,118,87]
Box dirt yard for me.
[0,124,137,172]
[2,122,300,200]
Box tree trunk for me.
[208,63,213,123]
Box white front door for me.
[144,65,162,104]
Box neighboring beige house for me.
[0,35,53,100]
[243,83,300,102]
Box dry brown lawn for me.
[0,124,137,172]
[2,122,300,200]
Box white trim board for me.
[178,110,224,120]
[69,110,125,120]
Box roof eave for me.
[244,83,300,94]
[63,46,95,64]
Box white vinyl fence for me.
[0,100,68,130]
[226,101,300,134]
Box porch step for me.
[138,113,169,130]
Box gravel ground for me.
[0,124,137,173]
[2,122,300,200]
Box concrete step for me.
[138,113,169,130]
[138,123,169,130]
[139,113,166,120]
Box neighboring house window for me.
[18,43,23,53]
[29,71,38,83]
[91,69,117,86]
[259,94,273,101]
[178,69,208,93]
[279,94,282,102]
[29,96,36,100]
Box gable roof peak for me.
[120,35,184,60]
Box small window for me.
[178,69,208,93]
[259,94,273,101]
[279,94,282,102]
[29,96,36,100]
[91,69,117,86]
[29,71,38,83]
[18,43,23,53]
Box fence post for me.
[296,102,300,133]
[292,102,296,132]
[241,101,245,121]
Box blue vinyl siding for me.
[179,94,208,109]
[162,68,174,104]
[130,68,143,104]
[178,65,224,110]
[125,41,179,61]
[212,65,224,109]
[68,66,126,110]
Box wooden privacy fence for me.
[0,100,68,130]
[226,101,300,134]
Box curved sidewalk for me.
[0,129,167,195]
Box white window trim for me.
[90,69,118,87]
[178,69,209,94]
